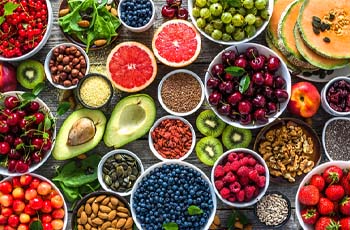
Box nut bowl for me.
[205,43,291,129]
[131,160,216,230]
[97,149,144,197]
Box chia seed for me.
[325,119,350,160]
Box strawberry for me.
[339,217,350,230]
[323,166,344,184]
[310,174,326,191]
[299,185,320,206]
[301,207,319,225]
[340,196,350,216]
[318,197,335,215]
[325,185,345,201]
[341,171,350,196]
[315,217,340,230]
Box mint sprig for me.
[188,205,204,215]
[163,222,178,230]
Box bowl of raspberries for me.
[211,148,269,208]
[296,161,350,230]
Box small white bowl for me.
[296,161,350,230]
[0,0,53,62]
[322,117,350,161]
[211,148,270,208]
[158,69,205,117]
[118,0,155,32]
[97,149,144,197]
[148,115,196,161]
[320,76,350,116]
[44,43,90,90]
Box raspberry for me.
[248,170,259,182]
[247,157,257,166]
[223,171,236,183]
[237,190,245,202]
[257,176,266,188]
[228,195,236,202]
[230,161,241,172]
[244,185,256,201]
[229,181,241,193]
[220,187,230,199]
[255,163,266,175]
[214,165,225,178]
[239,176,250,186]
[238,152,245,159]
[215,180,224,190]
[228,152,239,162]
[254,187,260,197]
[237,166,249,177]
[240,157,250,166]
[223,162,231,173]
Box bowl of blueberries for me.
[118,0,156,32]
[130,160,217,230]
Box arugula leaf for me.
[0,2,20,26]
[56,102,71,116]
[225,66,246,77]
[29,220,43,230]
[239,75,250,93]
[162,222,178,230]
[188,205,203,215]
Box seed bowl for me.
[158,69,205,117]
[131,160,217,230]
[148,115,196,161]
[97,149,144,197]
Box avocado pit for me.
[67,117,96,146]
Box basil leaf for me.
[225,66,246,77]
[188,205,203,215]
[162,222,178,230]
[21,92,36,101]
[56,102,71,116]
[30,220,43,230]
[239,75,250,93]
[32,82,45,96]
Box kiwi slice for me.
[196,110,226,137]
[222,125,252,149]
[17,60,45,89]
[195,136,223,166]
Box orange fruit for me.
[152,19,201,67]
[106,41,157,92]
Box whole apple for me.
[0,62,17,92]
[288,82,320,118]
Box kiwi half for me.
[17,60,45,89]
[196,110,226,137]
[195,136,223,166]
[222,126,252,149]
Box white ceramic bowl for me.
[211,148,270,208]
[130,160,217,230]
[322,117,350,161]
[148,115,196,161]
[158,69,205,116]
[97,149,144,196]
[0,0,53,62]
[296,161,350,230]
[0,91,56,176]
[44,43,90,90]
[188,0,273,45]
[320,76,350,116]
[205,43,291,129]
[0,173,68,229]
[118,0,155,32]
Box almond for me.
[87,197,96,204]
[77,20,90,28]
[101,197,110,205]
[92,217,103,225]
[98,211,109,220]
[80,211,88,225]
[85,203,92,215]
[108,210,117,220]
[92,202,99,215]
[117,206,129,213]
[94,39,107,47]
[101,221,112,230]
[124,217,133,228]
[110,197,119,206]
[95,195,107,203]
[116,218,126,228]
[116,212,129,218]
[100,205,111,213]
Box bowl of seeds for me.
[158,69,205,116]
[322,117,350,161]
[97,149,144,196]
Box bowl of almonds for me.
[71,191,133,230]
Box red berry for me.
[325,185,345,201]
[29,197,43,210]
[318,197,335,215]
[0,142,10,154]
[323,165,343,184]
[340,196,350,216]
[310,174,326,191]
[0,181,12,194]
[219,187,230,199]
[298,185,320,206]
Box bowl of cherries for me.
[0,91,56,176]
[205,43,291,129]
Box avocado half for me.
[52,109,107,160]
[104,94,156,148]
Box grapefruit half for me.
[152,19,201,67]
[106,41,157,92]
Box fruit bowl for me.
[0,91,56,176]
[295,161,350,230]
[131,160,216,230]
[188,0,273,45]
[205,43,291,129]
[0,0,53,61]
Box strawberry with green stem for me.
[323,166,343,184]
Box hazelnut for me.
[75,51,81,57]
[63,65,72,73]
[72,78,79,85]
[81,68,86,74]
[75,64,81,70]
[59,72,68,81]
[57,65,64,71]
[72,58,80,65]
[59,45,66,53]
[78,72,84,79]
[52,75,60,83]
[62,56,70,65]
[63,80,72,87]
[57,54,64,62]
[70,46,77,54]
[80,60,87,68]
[53,48,60,56]
[71,69,79,77]
[50,66,58,74]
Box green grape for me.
[245,24,256,37]
[242,0,254,9]
[196,18,207,28]
[200,8,211,19]
[209,3,223,16]
[254,16,264,28]
[232,14,245,27]
[204,24,214,34]
[221,12,232,24]
[192,7,201,18]
[255,0,267,10]
[209,0,219,3]
[211,29,223,40]
[212,19,223,29]
[225,24,235,33]
[233,28,245,40]
[228,7,236,15]
[237,7,247,16]
[245,13,256,25]
[246,7,257,15]
[195,0,207,8]
[222,33,232,41]
[259,9,269,20]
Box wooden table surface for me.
[12,0,341,229]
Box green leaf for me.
[162,222,178,230]
[56,102,71,116]
[239,75,250,93]
[44,114,52,131]
[236,210,249,225]
[225,66,246,77]
[227,210,238,229]
[21,92,36,101]
[0,2,20,26]
[226,0,241,7]
[30,220,43,230]
[188,205,203,215]
[32,82,45,96]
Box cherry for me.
[15,160,29,173]
[228,110,240,121]
[31,138,43,150]
[211,64,225,77]
[238,100,252,115]
[263,86,274,100]
[42,222,53,230]
[240,114,252,125]
[227,92,242,106]
[7,214,19,228]
[254,108,268,124]
[0,142,10,155]
[19,118,29,129]
[29,196,43,210]
[207,77,220,89]
[27,101,40,112]
[244,82,255,97]
[41,200,52,213]
[221,50,236,66]
[249,56,264,70]
[31,151,42,164]
[234,57,248,69]
[34,112,45,125]
[4,96,19,109]
[267,56,281,71]
[219,81,234,94]
[177,7,188,20]
[264,73,274,87]
[16,110,26,118]
[274,76,286,89]
[4,134,15,145]
[42,139,52,151]
[252,72,264,86]
[8,149,21,160]
[167,0,182,5]
[0,120,9,133]
[274,89,289,102]
[252,94,266,108]
[217,104,231,116]
[161,5,177,18]
[6,113,19,126]
[245,47,259,60]
[0,181,12,194]
[267,102,277,115]
[14,137,24,148]
[224,73,234,81]
[208,92,222,106]
[8,160,17,172]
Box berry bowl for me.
[0,91,56,176]
[0,173,68,230]
[205,43,291,129]
[131,160,217,230]
[188,0,273,45]
[0,0,53,62]
[295,161,350,230]
[148,115,196,161]
[211,148,270,208]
